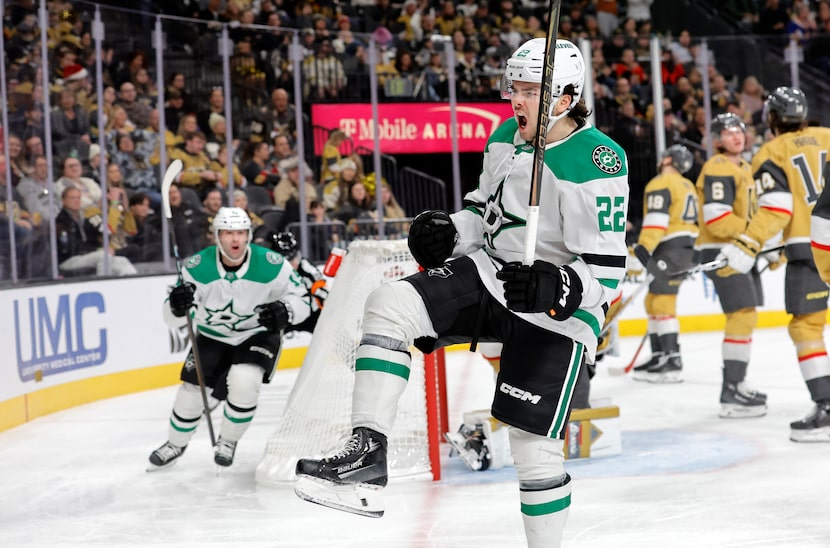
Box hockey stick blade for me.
[160,159,184,220]
[294,476,385,518]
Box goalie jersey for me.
[747,126,830,262]
[450,118,629,362]
[165,245,311,346]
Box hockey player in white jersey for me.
[148,207,310,469]
[295,38,628,547]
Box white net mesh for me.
[255,239,432,486]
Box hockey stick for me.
[523,0,562,265]
[599,272,653,339]
[607,332,648,376]
[161,159,216,447]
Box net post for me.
[424,350,443,481]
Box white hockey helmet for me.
[501,38,585,113]
[212,206,252,259]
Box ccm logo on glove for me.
[496,260,583,320]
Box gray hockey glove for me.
[169,283,195,317]
[256,301,290,333]
[497,261,583,319]
[408,210,458,268]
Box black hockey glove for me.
[408,210,458,269]
[256,300,290,333]
[169,283,195,317]
[496,261,583,319]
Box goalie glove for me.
[408,210,458,269]
[715,234,760,277]
[168,283,195,317]
[256,300,291,333]
[496,261,583,319]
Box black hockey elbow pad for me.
[408,210,458,269]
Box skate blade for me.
[789,426,830,443]
[444,433,483,472]
[719,404,767,419]
[145,459,180,473]
[645,372,683,384]
[294,475,385,518]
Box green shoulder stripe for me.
[184,247,220,284]
[242,246,285,283]
[485,118,518,151]
[544,128,628,183]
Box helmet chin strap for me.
[218,241,250,265]
[545,95,574,133]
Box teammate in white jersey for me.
[148,207,311,469]
[294,38,628,547]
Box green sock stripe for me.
[170,418,198,433]
[355,357,411,381]
[520,493,572,516]
[223,409,253,423]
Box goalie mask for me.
[212,206,252,261]
[501,38,585,130]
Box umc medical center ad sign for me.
[312,102,514,154]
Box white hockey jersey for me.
[451,118,629,361]
[164,244,311,346]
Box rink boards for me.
[0,267,798,431]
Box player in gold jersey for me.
[811,183,830,286]
[696,113,768,418]
[629,145,699,383]
[718,87,830,441]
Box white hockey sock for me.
[519,475,572,548]
[219,364,263,442]
[352,337,411,436]
[168,383,204,447]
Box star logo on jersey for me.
[483,179,525,248]
[204,301,253,331]
[592,145,622,174]
[185,254,202,268]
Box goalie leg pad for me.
[219,363,263,442]
[511,428,570,548]
[477,342,503,374]
[167,383,205,447]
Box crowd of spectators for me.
[2,0,829,281]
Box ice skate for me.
[214,437,237,467]
[631,352,664,381]
[789,401,830,442]
[719,382,767,418]
[638,354,683,384]
[445,423,490,472]
[294,427,388,518]
[146,442,186,472]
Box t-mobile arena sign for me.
[311,103,514,154]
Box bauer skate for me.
[789,401,830,442]
[445,423,490,472]
[637,353,683,384]
[146,442,187,472]
[631,352,664,381]
[294,427,388,518]
[719,382,767,418]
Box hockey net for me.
[256,239,446,487]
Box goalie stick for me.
[523,0,562,264]
[160,159,216,447]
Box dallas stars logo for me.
[204,301,253,331]
[483,178,525,249]
[592,145,622,174]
